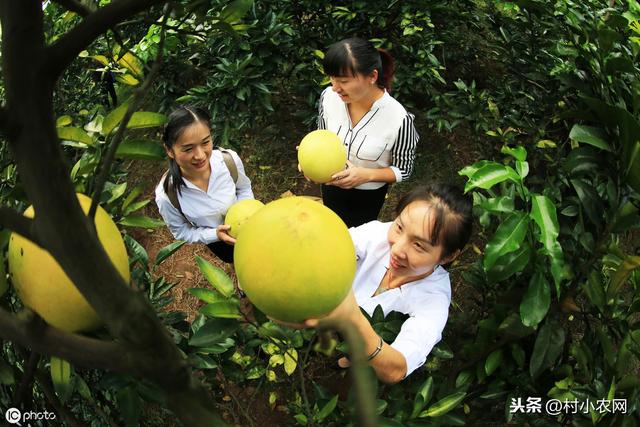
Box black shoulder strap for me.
[219,149,239,183]
[162,171,191,224]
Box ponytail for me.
[377,48,396,92]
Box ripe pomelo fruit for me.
[298,130,346,183]
[234,196,355,323]
[225,199,265,238]
[7,193,130,332]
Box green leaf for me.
[411,376,434,418]
[608,255,640,299]
[582,272,605,312]
[56,115,73,127]
[483,212,529,270]
[104,181,127,204]
[316,395,339,421]
[498,313,535,338]
[122,199,150,217]
[50,357,73,403]
[126,112,167,129]
[464,163,519,193]
[455,371,473,388]
[195,256,235,297]
[188,288,227,303]
[458,160,492,178]
[516,161,529,179]
[102,103,129,136]
[220,0,253,23]
[563,147,601,177]
[122,184,144,212]
[500,145,527,161]
[478,196,514,213]
[570,178,603,227]
[124,234,148,266]
[116,386,141,427]
[529,318,565,379]
[189,318,239,347]
[530,194,564,291]
[200,301,241,319]
[612,201,640,233]
[283,348,298,376]
[486,244,531,282]
[485,350,503,376]
[57,127,94,145]
[419,392,466,418]
[569,124,611,151]
[154,240,186,266]
[520,272,551,327]
[116,139,166,161]
[119,215,165,228]
[596,326,616,368]
[117,52,144,78]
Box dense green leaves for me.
[569,124,611,151]
[483,212,529,270]
[195,256,235,298]
[463,163,519,193]
[116,139,165,161]
[529,318,565,379]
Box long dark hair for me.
[395,183,473,262]
[322,37,396,92]
[162,106,211,193]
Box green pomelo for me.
[225,199,265,238]
[298,130,346,183]
[234,197,355,322]
[7,193,130,332]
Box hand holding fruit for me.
[327,160,370,189]
[216,224,236,245]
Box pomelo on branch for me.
[297,130,346,183]
[234,196,355,323]
[224,199,265,238]
[7,193,130,332]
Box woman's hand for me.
[271,290,360,329]
[327,161,371,189]
[216,224,236,245]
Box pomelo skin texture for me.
[234,196,355,323]
[298,130,346,184]
[7,193,130,332]
[224,199,265,238]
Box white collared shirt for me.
[155,149,254,244]
[318,87,419,190]
[349,221,451,377]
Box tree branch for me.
[0,308,132,373]
[52,0,95,17]
[89,13,167,219]
[45,0,165,81]
[0,206,42,247]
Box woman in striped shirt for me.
[316,37,419,227]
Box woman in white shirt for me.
[316,37,419,227]
[155,106,254,263]
[306,184,472,383]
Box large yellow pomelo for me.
[225,199,265,238]
[234,196,355,322]
[298,130,346,183]
[7,193,130,332]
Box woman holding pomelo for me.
[315,37,419,227]
[300,184,472,383]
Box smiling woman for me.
[314,37,420,228]
[305,183,473,383]
[155,106,255,263]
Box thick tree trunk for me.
[0,1,223,425]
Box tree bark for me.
[0,1,222,425]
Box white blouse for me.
[155,149,254,244]
[349,221,451,377]
[318,87,419,190]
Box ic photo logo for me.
[5,407,57,425]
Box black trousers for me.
[321,184,389,228]
[207,241,234,264]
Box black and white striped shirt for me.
[317,87,419,190]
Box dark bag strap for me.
[162,149,238,225]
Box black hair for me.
[162,106,211,193]
[395,183,473,263]
[323,37,396,92]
